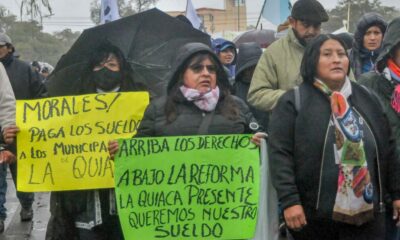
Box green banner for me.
[115,134,260,239]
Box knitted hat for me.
[291,0,329,23]
[0,33,12,45]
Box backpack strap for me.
[294,86,301,112]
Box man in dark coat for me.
[0,32,47,224]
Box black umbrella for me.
[233,29,276,48]
[47,8,211,97]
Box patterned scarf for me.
[388,59,400,114]
[314,78,374,225]
[180,86,220,112]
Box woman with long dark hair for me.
[268,34,400,239]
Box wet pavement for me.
[0,170,50,240]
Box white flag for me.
[262,0,291,26]
[185,0,202,29]
[100,0,120,24]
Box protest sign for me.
[115,134,260,239]
[16,92,149,192]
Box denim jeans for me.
[9,161,34,209]
[0,161,35,220]
[0,163,7,220]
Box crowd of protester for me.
[0,0,400,239]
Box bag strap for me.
[198,111,215,135]
[294,86,301,112]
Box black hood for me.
[353,12,387,51]
[166,42,230,94]
[376,17,400,72]
[235,42,262,79]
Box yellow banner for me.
[16,92,149,192]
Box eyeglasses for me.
[188,64,217,74]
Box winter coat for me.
[0,62,15,129]
[137,94,255,137]
[137,42,257,137]
[349,12,387,80]
[1,54,47,99]
[233,42,269,131]
[0,53,47,152]
[268,81,400,221]
[247,28,305,112]
[359,17,400,154]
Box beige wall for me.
[166,0,247,34]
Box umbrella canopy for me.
[47,8,211,97]
[233,29,276,48]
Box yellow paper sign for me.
[16,92,149,192]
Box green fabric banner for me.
[115,134,260,239]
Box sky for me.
[0,0,397,33]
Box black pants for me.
[289,213,385,240]
[77,215,124,240]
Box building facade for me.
[166,0,247,34]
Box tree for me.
[322,0,399,33]
[19,0,53,24]
[0,6,17,32]
[90,0,159,25]
[0,8,80,66]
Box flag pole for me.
[346,0,351,31]
[256,0,267,29]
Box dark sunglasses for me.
[188,64,217,74]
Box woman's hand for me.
[0,150,16,164]
[284,204,307,231]
[251,132,268,146]
[108,140,119,160]
[3,125,19,144]
[392,200,400,226]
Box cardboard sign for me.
[16,92,149,191]
[115,134,260,239]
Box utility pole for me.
[237,0,240,31]
[347,0,351,31]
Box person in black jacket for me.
[268,34,400,239]
[108,42,265,154]
[45,41,144,240]
[0,32,47,224]
[359,17,400,240]
[349,12,387,80]
[233,42,269,130]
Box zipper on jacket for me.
[353,108,384,213]
[316,116,332,210]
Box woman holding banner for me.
[268,34,400,239]
[45,41,145,240]
[109,42,264,159]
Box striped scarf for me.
[388,59,400,114]
[314,78,374,225]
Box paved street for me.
[0,170,50,240]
